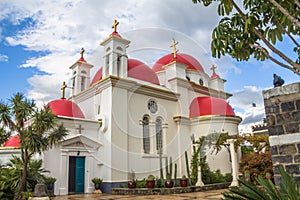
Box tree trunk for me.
[17,149,28,200]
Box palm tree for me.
[0,93,68,200]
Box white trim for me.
[269,132,300,146]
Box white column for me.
[149,122,155,154]
[59,150,68,195]
[162,123,168,154]
[227,139,239,187]
[194,144,204,186]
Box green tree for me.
[0,93,68,199]
[192,0,300,75]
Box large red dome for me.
[189,96,235,118]
[47,98,85,119]
[152,53,204,73]
[89,59,160,86]
[3,134,20,147]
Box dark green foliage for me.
[0,156,47,199]
[192,0,300,75]
[0,93,68,199]
[136,179,146,188]
[222,166,299,200]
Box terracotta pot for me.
[180,179,188,187]
[128,181,136,188]
[146,180,155,188]
[165,179,174,188]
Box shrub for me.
[240,151,273,183]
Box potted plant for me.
[146,175,155,189]
[128,179,136,188]
[180,175,188,187]
[92,177,103,190]
[165,173,174,188]
[44,176,56,196]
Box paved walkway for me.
[51,189,227,200]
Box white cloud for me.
[0,0,223,106]
[0,54,8,62]
[229,85,267,134]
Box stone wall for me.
[263,82,300,186]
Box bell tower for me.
[69,48,93,96]
[100,20,130,78]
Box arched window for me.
[199,78,204,86]
[156,118,163,152]
[142,116,150,154]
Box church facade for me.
[2,21,241,195]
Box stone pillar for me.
[263,82,300,186]
[228,139,239,187]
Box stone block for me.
[276,113,292,124]
[286,164,300,174]
[268,125,284,136]
[270,145,278,155]
[272,155,292,164]
[279,144,297,155]
[285,123,299,134]
[266,115,276,126]
[273,164,284,174]
[281,101,295,112]
[263,82,300,99]
[296,100,300,110]
[292,111,300,121]
[265,104,280,114]
[294,155,300,163]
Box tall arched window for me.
[156,118,163,152]
[143,116,150,154]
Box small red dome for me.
[3,134,20,147]
[89,59,160,86]
[47,98,85,118]
[189,96,235,118]
[152,53,204,72]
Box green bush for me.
[136,179,146,188]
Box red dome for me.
[152,53,204,72]
[189,96,235,118]
[3,134,20,147]
[47,98,85,118]
[89,59,160,86]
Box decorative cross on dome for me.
[112,19,119,32]
[210,65,217,74]
[80,48,85,58]
[170,38,179,59]
[61,81,67,99]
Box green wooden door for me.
[75,157,85,193]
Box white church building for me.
[2,20,241,195]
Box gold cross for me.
[80,48,85,58]
[210,65,217,74]
[170,38,179,59]
[112,19,119,32]
[61,81,67,99]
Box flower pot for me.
[180,179,188,187]
[94,183,101,190]
[128,181,136,188]
[146,180,155,188]
[165,179,174,188]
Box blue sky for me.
[0,0,299,133]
